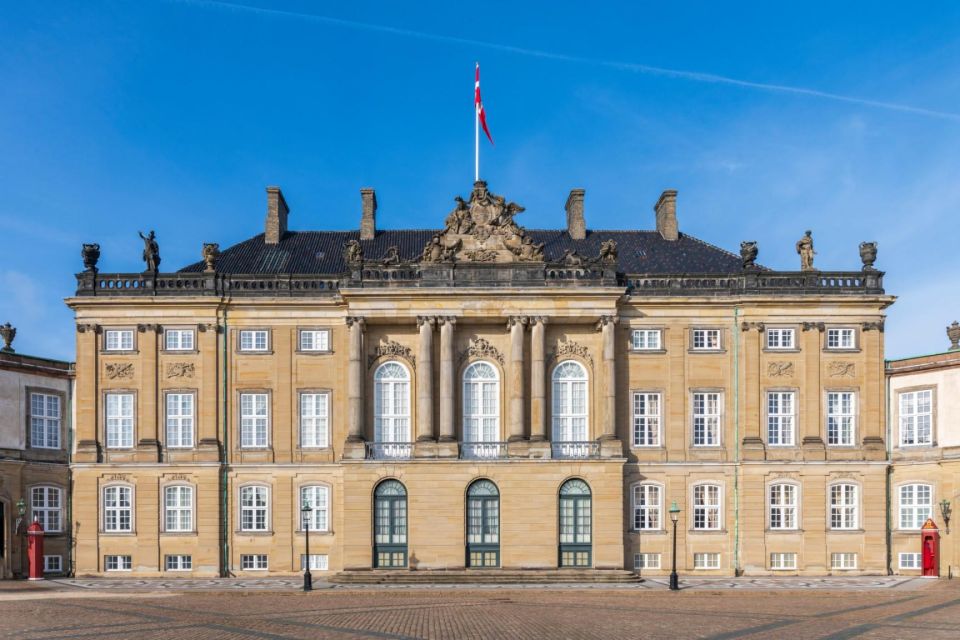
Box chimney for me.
[264,186,289,245]
[360,188,377,240]
[565,188,586,240]
[655,189,679,241]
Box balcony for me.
[366,442,414,460]
[460,442,509,460]
[551,441,600,459]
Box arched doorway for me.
[373,480,407,568]
[559,479,592,567]
[466,479,499,568]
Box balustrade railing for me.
[460,442,509,460]
[366,442,415,460]
[551,441,601,459]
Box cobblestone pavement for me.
[0,579,958,639]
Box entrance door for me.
[466,480,499,568]
[559,479,592,567]
[373,480,407,568]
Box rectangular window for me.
[899,553,922,569]
[770,552,797,570]
[693,392,721,446]
[899,484,933,530]
[239,330,269,352]
[300,554,329,571]
[165,393,194,448]
[30,393,61,449]
[240,393,269,448]
[105,393,135,449]
[692,329,721,351]
[164,486,193,532]
[31,486,62,533]
[634,553,661,570]
[43,555,63,573]
[240,486,269,532]
[241,554,268,570]
[300,485,330,532]
[767,391,795,446]
[631,329,662,351]
[104,555,132,571]
[693,484,722,530]
[766,328,796,350]
[299,329,330,352]
[103,486,133,532]
[104,329,134,351]
[830,484,858,530]
[165,555,193,571]
[769,484,797,530]
[632,392,661,447]
[164,329,194,351]
[827,392,856,446]
[899,390,933,446]
[826,328,856,350]
[693,553,720,569]
[633,484,661,531]
[831,553,857,570]
[300,393,330,448]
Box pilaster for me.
[343,316,366,460]
[135,323,160,462]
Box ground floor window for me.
[559,479,592,567]
[165,555,192,571]
[634,553,661,570]
[693,553,720,569]
[831,553,857,570]
[241,554,268,570]
[43,555,63,573]
[769,552,797,570]
[899,553,922,570]
[301,554,329,571]
[105,555,132,571]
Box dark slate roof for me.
[179,230,747,275]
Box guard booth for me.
[921,518,940,577]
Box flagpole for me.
[475,87,479,182]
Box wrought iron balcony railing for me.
[366,442,415,460]
[551,441,601,459]
[460,442,509,460]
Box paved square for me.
[0,579,958,639]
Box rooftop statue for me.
[139,230,161,273]
[598,239,618,265]
[796,230,815,272]
[343,239,363,267]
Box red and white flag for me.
[475,62,493,145]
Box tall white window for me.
[240,393,269,448]
[31,486,62,533]
[374,361,411,443]
[103,485,133,532]
[693,392,721,446]
[827,392,856,446]
[299,329,330,352]
[552,361,588,442]
[826,328,856,349]
[104,329,134,351]
[105,393,134,449]
[240,486,269,532]
[300,393,330,448]
[693,484,721,530]
[632,483,661,531]
[899,484,933,530]
[164,329,194,351]
[239,329,269,352]
[632,392,661,447]
[631,329,662,351]
[767,391,795,446]
[692,329,721,350]
[164,486,193,532]
[829,484,858,530]
[166,393,194,448]
[463,362,500,442]
[300,485,329,532]
[899,390,933,446]
[30,393,61,449]
[769,483,798,530]
[766,328,795,350]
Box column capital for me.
[346,316,366,328]
[437,315,457,327]
[76,323,101,334]
[507,316,529,329]
[801,321,825,332]
[417,316,438,328]
[740,321,765,332]
[596,315,618,331]
[531,316,548,326]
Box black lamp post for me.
[669,500,681,591]
[15,498,26,579]
[301,501,313,592]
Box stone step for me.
[331,569,642,584]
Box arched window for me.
[829,483,858,530]
[374,362,411,443]
[466,480,500,568]
[31,486,62,533]
[552,361,588,442]
[463,362,500,443]
[632,483,661,531]
[559,479,592,567]
[899,484,933,530]
[164,485,193,532]
[769,483,798,530]
[300,485,330,532]
[374,480,407,568]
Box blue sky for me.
[2,1,959,361]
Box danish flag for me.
[475,63,493,145]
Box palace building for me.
[66,181,895,579]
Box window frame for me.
[631,482,663,532]
[237,328,271,353]
[630,329,664,352]
[104,555,133,571]
[162,484,195,533]
[240,554,269,570]
[898,483,933,531]
[634,552,661,571]
[825,327,858,351]
[764,327,797,351]
[768,482,799,531]
[31,485,63,533]
[374,361,412,444]
[298,390,331,449]
[831,552,858,570]
[899,552,922,570]
[691,391,723,447]
[238,484,270,533]
[462,361,502,444]
[28,389,63,450]
[164,554,193,571]
[551,361,590,443]
[43,555,63,573]
[770,552,798,571]
[102,484,134,534]
[239,391,271,449]
[690,328,723,352]
[297,328,332,353]
[163,328,196,352]
[164,390,195,449]
[299,484,330,533]
[692,482,723,531]
[828,482,859,531]
[104,391,136,449]
[102,328,136,352]
[826,390,857,447]
[693,552,721,569]
[766,390,796,447]
[898,388,935,447]
[631,391,662,448]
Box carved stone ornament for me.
[550,340,593,369]
[81,243,101,272]
[368,340,415,368]
[105,362,134,380]
[740,241,759,269]
[741,321,765,332]
[104,473,131,482]
[343,239,363,267]
[167,473,191,481]
[827,361,856,378]
[802,322,825,332]
[459,337,505,366]
[598,239,618,265]
[139,230,161,273]
[767,361,794,378]
[862,320,884,332]
[202,243,220,272]
[859,241,878,271]
[381,246,403,266]
[165,362,195,379]
[0,322,15,353]
[948,321,960,352]
[796,230,815,272]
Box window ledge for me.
[100,531,136,536]
[236,530,274,536]
[763,348,801,354]
[161,349,199,355]
[296,350,335,356]
[688,349,727,355]
[688,528,727,534]
[765,528,804,534]
[632,529,668,535]
[629,349,667,355]
[101,350,139,356]
[160,531,199,537]
[826,528,865,534]
[823,348,861,354]
[295,530,334,536]
[237,350,274,356]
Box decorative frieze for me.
[165,362,195,379]
[827,361,856,378]
[549,340,593,369]
[767,361,794,378]
[104,362,134,380]
[104,473,131,482]
[369,340,415,368]
[459,337,504,366]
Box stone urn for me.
[948,321,960,351]
[202,243,220,273]
[0,322,15,353]
[740,241,758,269]
[859,241,878,271]
[81,243,101,272]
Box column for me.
[599,316,617,440]
[529,317,547,441]
[416,316,435,441]
[346,317,365,442]
[508,316,527,441]
[439,317,456,442]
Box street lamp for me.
[669,500,681,591]
[301,501,313,592]
[15,498,26,578]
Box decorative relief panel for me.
[165,362,195,379]
[104,473,131,482]
[459,337,504,366]
[827,361,856,378]
[104,362,134,380]
[767,361,795,378]
[368,340,415,368]
[548,340,594,369]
